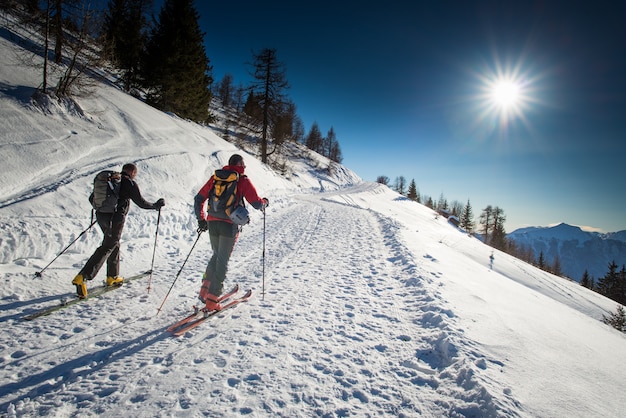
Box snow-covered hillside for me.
[1,15,626,418]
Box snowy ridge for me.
[1,15,626,417]
[508,223,626,280]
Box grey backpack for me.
[90,170,121,213]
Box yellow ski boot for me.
[106,276,124,286]
[72,274,88,298]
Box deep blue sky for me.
[159,0,625,233]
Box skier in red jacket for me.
[194,154,268,310]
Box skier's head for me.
[122,163,138,179]
[228,154,245,168]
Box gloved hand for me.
[262,197,269,209]
[153,198,165,210]
[198,219,208,232]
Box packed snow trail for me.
[1,185,519,417]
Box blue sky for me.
[164,0,625,233]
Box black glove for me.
[153,198,165,210]
[262,197,269,209]
[198,219,208,232]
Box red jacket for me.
[194,165,264,223]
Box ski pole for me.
[262,206,266,300]
[156,229,204,315]
[34,219,97,278]
[146,207,162,294]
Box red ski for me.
[168,288,251,337]
[166,284,239,332]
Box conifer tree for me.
[597,261,620,302]
[602,305,626,332]
[103,0,151,91]
[551,254,562,276]
[272,101,296,145]
[243,91,263,122]
[491,207,507,248]
[580,270,594,289]
[217,73,234,107]
[407,180,418,201]
[460,199,474,232]
[479,205,494,243]
[437,193,448,211]
[324,127,343,163]
[394,176,407,195]
[292,115,305,144]
[598,262,626,305]
[328,138,343,163]
[233,83,246,112]
[142,0,212,122]
[305,122,323,154]
[537,251,546,270]
[450,200,463,217]
[248,48,289,163]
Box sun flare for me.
[491,79,521,109]
[474,66,535,129]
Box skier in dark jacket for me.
[194,154,267,311]
[72,163,164,298]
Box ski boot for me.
[106,276,124,286]
[72,274,88,299]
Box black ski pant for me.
[79,211,124,280]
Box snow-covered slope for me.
[1,16,625,418]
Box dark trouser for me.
[79,211,124,279]
[201,221,239,298]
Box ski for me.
[170,289,252,337]
[23,271,151,321]
[165,284,239,332]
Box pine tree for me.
[103,0,151,91]
[597,261,621,303]
[537,251,546,270]
[451,200,463,217]
[551,254,562,276]
[328,139,343,163]
[491,221,507,250]
[407,179,418,201]
[460,199,474,232]
[142,0,212,122]
[243,91,263,122]
[305,122,323,154]
[602,305,626,332]
[580,270,594,289]
[490,207,507,249]
[271,101,297,146]
[394,176,406,195]
[249,48,289,163]
[217,73,234,107]
[479,205,494,243]
[376,176,390,186]
[323,127,342,163]
[436,193,448,211]
[292,115,305,144]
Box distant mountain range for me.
[507,223,626,281]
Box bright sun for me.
[477,71,532,126]
[469,50,546,134]
[491,79,521,109]
[467,52,546,134]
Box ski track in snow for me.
[0,188,519,417]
